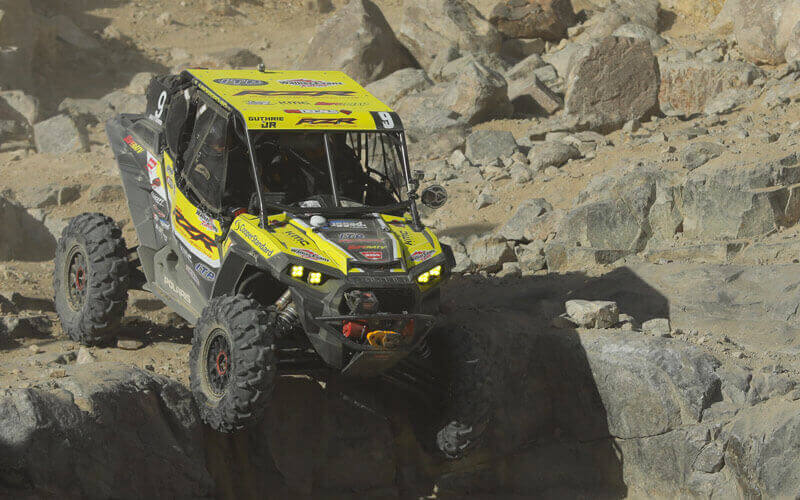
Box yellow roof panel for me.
[185,69,400,131]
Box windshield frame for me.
[236,114,420,228]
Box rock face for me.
[489,0,576,41]
[296,0,416,83]
[565,37,659,133]
[658,59,762,117]
[498,198,554,240]
[528,141,580,170]
[0,364,215,498]
[0,0,38,90]
[399,0,502,70]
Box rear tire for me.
[190,295,277,432]
[53,213,129,346]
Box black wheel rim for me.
[66,247,88,311]
[206,330,231,397]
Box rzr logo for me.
[174,208,216,253]
[234,90,357,97]
[284,109,352,115]
[297,118,356,125]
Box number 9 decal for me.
[155,91,168,119]
[372,111,399,130]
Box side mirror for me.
[420,185,448,209]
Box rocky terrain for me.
[2,0,800,497]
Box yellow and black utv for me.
[52,69,480,456]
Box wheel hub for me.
[66,249,88,310]
[206,331,231,396]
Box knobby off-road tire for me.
[431,325,494,460]
[190,295,277,432]
[54,213,129,346]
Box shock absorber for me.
[415,337,432,360]
[274,289,299,335]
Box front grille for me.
[339,288,415,314]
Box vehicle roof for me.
[184,69,401,132]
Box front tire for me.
[53,213,129,346]
[190,295,277,432]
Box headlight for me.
[417,265,442,285]
[291,265,304,277]
[417,272,430,284]
[429,265,441,277]
[308,272,322,284]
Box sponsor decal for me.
[411,249,435,262]
[163,276,191,304]
[178,242,194,263]
[297,117,356,126]
[174,208,216,253]
[147,155,158,172]
[347,244,385,251]
[151,192,167,209]
[234,90,357,97]
[248,116,283,121]
[185,264,200,285]
[194,263,217,281]
[233,220,274,257]
[291,248,329,262]
[246,100,272,105]
[123,135,143,154]
[195,209,216,231]
[361,251,383,261]
[284,109,352,115]
[146,152,166,199]
[337,232,365,240]
[398,229,413,246]
[214,78,268,86]
[329,220,367,229]
[278,79,340,87]
[153,211,170,230]
[285,229,309,246]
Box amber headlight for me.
[417,265,442,284]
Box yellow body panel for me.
[381,215,442,269]
[171,188,222,266]
[185,69,395,131]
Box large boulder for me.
[489,0,577,41]
[394,57,512,128]
[658,59,762,117]
[732,0,800,65]
[364,68,432,107]
[498,198,554,241]
[0,195,57,260]
[465,129,518,164]
[32,114,87,154]
[399,0,502,70]
[296,0,416,83]
[565,37,659,133]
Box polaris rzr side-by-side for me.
[53,69,481,457]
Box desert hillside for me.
[1,0,800,497]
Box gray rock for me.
[476,192,497,209]
[496,261,521,277]
[505,53,547,82]
[399,0,502,70]
[658,59,763,117]
[365,68,433,107]
[682,141,725,171]
[544,242,627,271]
[49,14,101,50]
[76,347,96,365]
[464,235,516,272]
[0,195,57,261]
[465,130,518,164]
[510,163,533,183]
[732,0,800,65]
[296,0,416,83]
[514,239,547,271]
[565,37,659,133]
[703,88,752,115]
[117,338,145,350]
[565,299,620,328]
[58,185,81,205]
[489,0,576,41]
[0,90,39,125]
[612,23,666,51]
[89,185,124,203]
[527,141,580,171]
[501,37,546,60]
[497,198,553,240]
[642,318,671,336]
[33,115,87,154]
[395,57,512,127]
[509,75,563,115]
